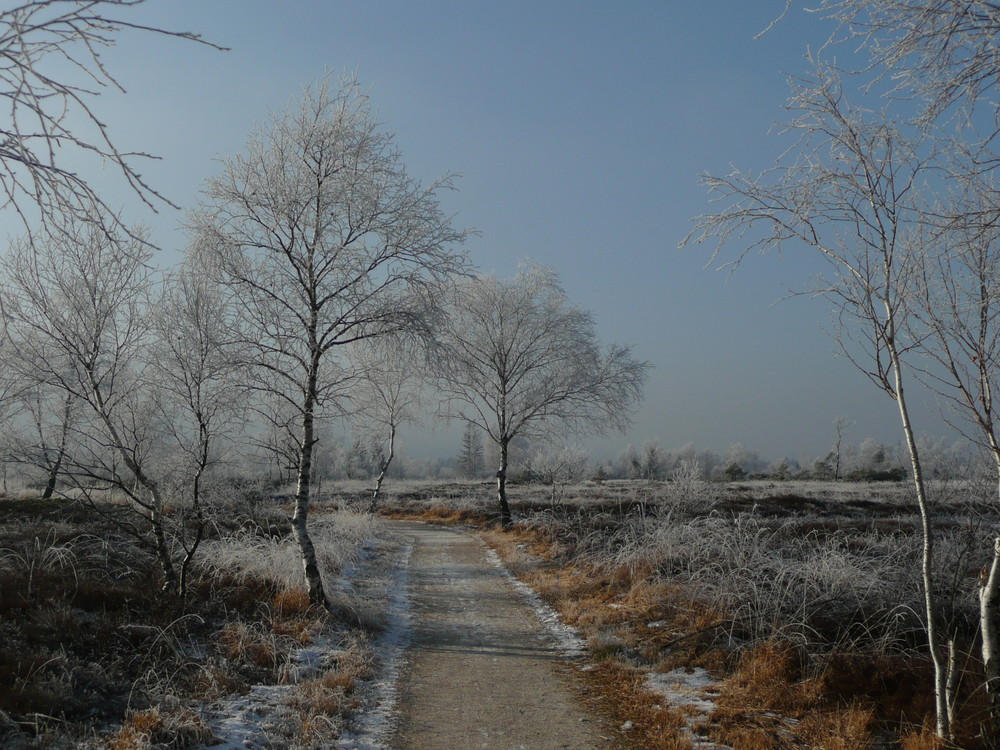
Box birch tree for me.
[4,385,75,499]
[0,217,183,589]
[191,75,470,606]
[348,336,424,512]
[684,64,955,738]
[816,1,1000,726]
[910,178,1000,728]
[254,398,302,486]
[819,0,1000,130]
[434,264,649,528]
[147,266,248,596]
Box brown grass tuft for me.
[284,639,373,745]
[109,706,216,750]
[719,640,821,714]
[797,702,876,750]
[272,587,312,617]
[898,722,946,750]
[383,505,490,525]
[577,660,695,750]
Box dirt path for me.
[389,521,614,750]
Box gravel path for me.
[389,521,612,750]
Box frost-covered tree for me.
[0,218,181,588]
[819,0,1000,129]
[686,61,953,737]
[910,176,1000,726]
[0,218,246,597]
[4,385,75,499]
[191,75,469,606]
[525,443,589,500]
[348,336,424,511]
[833,416,853,480]
[0,0,220,234]
[641,439,665,480]
[148,266,248,595]
[615,442,642,479]
[435,264,649,527]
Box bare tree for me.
[0,216,183,589]
[524,443,589,502]
[1,219,249,597]
[684,63,955,738]
[347,336,424,512]
[434,264,649,528]
[191,75,470,606]
[909,177,1000,728]
[0,0,222,233]
[812,3,1000,721]
[4,384,75,499]
[252,397,304,486]
[833,415,854,481]
[147,265,248,596]
[818,0,1000,130]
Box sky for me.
[3,0,959,464]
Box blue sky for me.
[7,1,952,463]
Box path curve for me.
[389,521,611,750]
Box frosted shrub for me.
[525,445,589,500]
[668,459,717,509]
[523,505,935,651]
[200,510,381,592]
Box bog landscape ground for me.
[1,476,997,749]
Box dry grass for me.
[899,724,947,750]
[576,660,698,750]
[218,621,287,673]
[283,634,373,745]
[109,702,216,750]
[0,494,384,749]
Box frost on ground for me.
[199,642,343,749]
[198,521,413,750]
[645,668,732,750]
[336,538,412,749]
[483,537,735,749]
[481,542,587,659]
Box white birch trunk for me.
[292,359,328,608]
[889,336,951,740]
[980,486,1000,730]
[368,424,395,513]
[497,437,512,529]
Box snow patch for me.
[645,667,718,714]
[644,667,733,750]
[200,631,354,748]
[200,683,299,749]
[481,544,587,659]
[198,533,414,750]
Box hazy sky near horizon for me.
[4,0,959,463]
